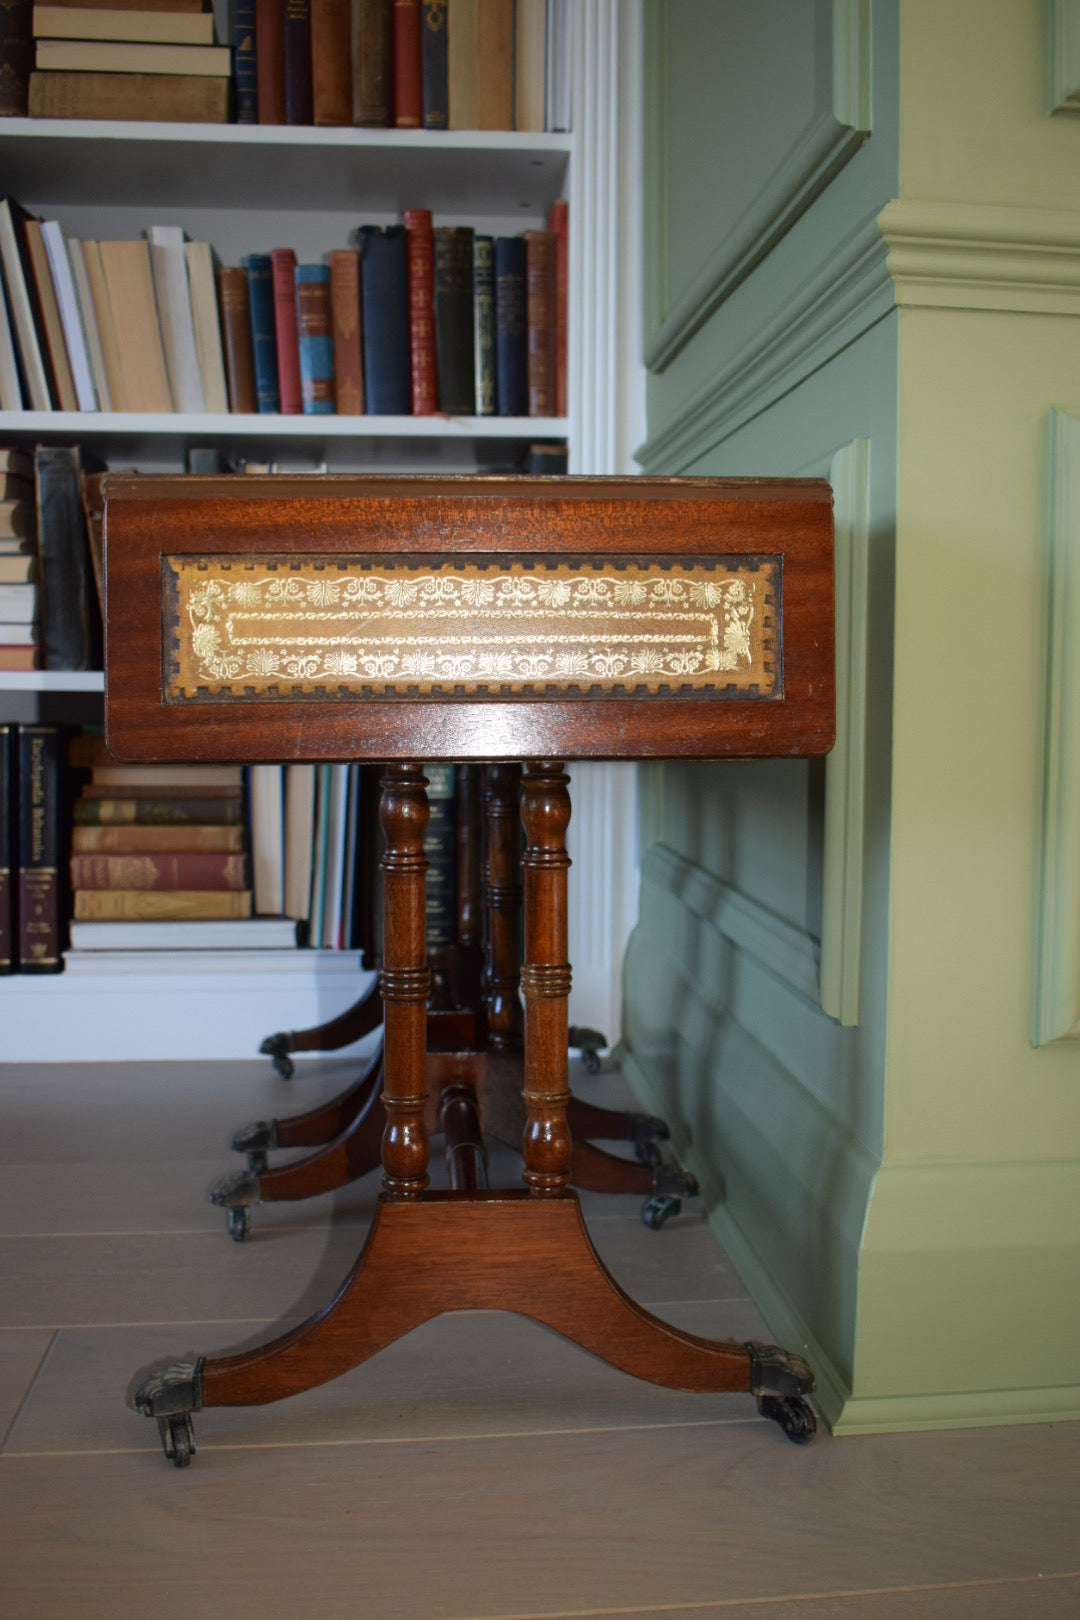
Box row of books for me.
[0,442,101,672]
[0,0,571,131]
[0,194,568,418]
[234,0,570,133]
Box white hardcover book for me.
[284,762,316,923]
[0,200,51,411]
[147,224,205,414]
[32,5,217,45]
[65,235,112,412]
[65,917,301,952]
[40,220,97,411]
[184,241,228,414]
[0,582,36,621]
[0,622,36,645]
[0,276,23,410]
[249,763,285,916]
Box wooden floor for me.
[0,1054,1077,1619]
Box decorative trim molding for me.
[1045,0,1080,114]
[878,198,1080,315]
[643,0,872,373]
[1031,410,1080,1046]
[637,213,893,472]
[820,440,870,1026]
[641,842,821,1003]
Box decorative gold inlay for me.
[164,554,780,700]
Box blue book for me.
[242,253,279,413]
[357,226,410,415]
[295,264,335,414]
[232,0,257,124]
[494,236,527,417]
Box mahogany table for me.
[102,474,834,1465]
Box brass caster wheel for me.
[758,1394,817,1445]
[641,1193,680,1230]
[160,1414,195,1467]
[227,1205,250,1242]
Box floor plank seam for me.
[0,1326,58,1454]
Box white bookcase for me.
[0,0,642,1061]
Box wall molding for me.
[1031,410,1080,1045]
[637,212,893,472]
[878,198,1080,315]
[1045,0,1080,114]
[643,0,871,374]
[820,439,871,1026]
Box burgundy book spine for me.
[392,0,421,127]
[404,208,437,415]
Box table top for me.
[103,474,834,764]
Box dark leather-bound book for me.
[0,722,14,974]
[423,762,457,947]
[357,225,410,415]
[472,234,495,416]
[349,0,390,124]
[243,253,281,412]
[255,0,285,121]
[524,228,557,417]
[270,246,302,414]
[296,264,335,413]
[433,225,475,416]
[547,197,568,415]
[233,0,258,121]
[391,0,421,127]
[70,851,250,891]
[329,249,363,413]
[421,0,447,128]
[17,723,64,973]
[311,0,351,124]
[494,234,526,416]
[403,208,436,415]
[215,265,258,413]
[0,0,31,116]
[283,0,314,123]
[34,445,103,673]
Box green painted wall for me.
[629,0,1080,1431]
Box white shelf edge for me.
[0,118,573,154]
[0,670,104,693]
[0,412,569,439]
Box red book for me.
[546,198,568,417]
[392,0,422,128]
[255,0,286,123]
[329,249,364,414]
[270,246,302,414]
[404,208,437,414]
[524,229,557,417]
[69,852,250,891]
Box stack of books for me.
[27,0,232,124]
[0,448,37,671]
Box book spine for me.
[403,208,436,416]
[350,0,391,125]
[148,225,205,414]
[0,197,53,410]
[17,723,63,972]
[329,249,363,414]
[421,0,447,129]
[446,0,477,129]
[524,228,557,417]
[547,197,568,416]
[311,0,351,124]
[233,0,258,122]
[270,246,302,414]
[71,823,245,852]
[185,242,229,414]
[34,445,101,672]
[476,0,513,130]
[0,0,31,115]
[473,233,495,416]
[70,852,249,890]
[26,69,230,121]
[295,264,336,413]
[423,761,457,946]
[24,217,76,410]
[255,0,285,121]
[434,225,475,416]
[73,889,253,920]
[391,0,421,127]
[283,0,314,123]
[358,225,411,415]
[494,234,526,417]
[243,253,280,412]
[73,795,244,826]
[215,265,258,414]
[0,722,14,973]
